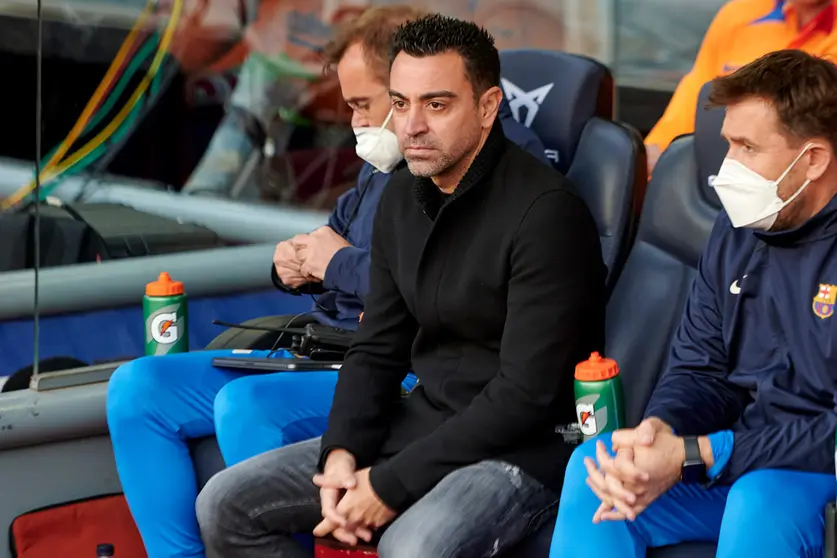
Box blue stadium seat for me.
[507,82,725,558]
[609,82,724,428]
[500,49,645,294]
[608,83,723,558]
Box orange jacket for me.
[646,0,837,152]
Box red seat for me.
[314,538,378,558]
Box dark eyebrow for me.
[388,90,458,101]
[345,96,370,105]
[725,133,756,146]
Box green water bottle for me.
[144,272,189,356]
[574,352,625,441]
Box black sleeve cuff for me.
[270,264,328,296]
[369,462,414,513]
[271,264,302,295]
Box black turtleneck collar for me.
[412,119,508,220]
[755,190,837,246]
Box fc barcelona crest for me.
[813,284,837,319]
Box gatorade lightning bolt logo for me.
[576,394,608,437]
[159,318,176,337]
[147,303,182,355]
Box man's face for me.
[389,51,494,179]
[721,97,814,228]
[337,42,392,129]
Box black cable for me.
[33,0,43,378]
[267,311,314,357]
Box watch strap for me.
[681,436,706,484]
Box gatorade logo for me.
[576,402,598,436]
[150,312,179,344]
[575,394,609,437]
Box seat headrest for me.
[694,82,726,209]
[500,49,613,174]
[643,135,720,264]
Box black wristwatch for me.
[681,436,707,484]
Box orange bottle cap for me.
[575,352,619,381]
[146,272,184,296]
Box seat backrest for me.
[606,82,725,425]
[567,119,646,293]
[694,82,728,202]
[500,49,644,292]
[499,49,613,174]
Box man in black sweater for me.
[196,14,606,558]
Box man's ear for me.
[806,142,832,182]
[479,86,503,128]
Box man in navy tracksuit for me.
[107,7,548,558]
[551,50,837,557]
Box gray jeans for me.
[196,437,558,558]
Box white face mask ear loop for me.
[772,143,815,211]
[381,107,395,130]
[775,142,814,186]
[366,108,395,154]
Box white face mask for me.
[354,109,403,174]
[711,144,813,230]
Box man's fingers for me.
[611,428,637,451]
[314,471,357,490]
[331,468,358,489]
[595,442,627,484]
[592,501,611,524]
[614,448,649,483]
[635,419,658,445]
[600,509,629,522]
[585,477,614,505]
[583,457,608,492]
[604,467,637,505]
[332,527,358,546]
[356,527,373,542]
[319,488,347,528]
[313,518,338,537]
[595,441,614,467]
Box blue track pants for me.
[550,433,835,558]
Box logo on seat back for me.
[813,283,837,319]
[501,78,555,128]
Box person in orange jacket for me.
[646,0,837,173]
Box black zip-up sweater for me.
[319,121,606,512]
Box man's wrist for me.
[697,436,715,468]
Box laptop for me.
[212,356,342,374]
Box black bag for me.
[0,201,220,272]
[66,202,220,259]
[0,203,107,271]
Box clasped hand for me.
[273,226,350,288]
[584,418,685,523]
[312,450,395,545]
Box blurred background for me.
[0,0,726,379]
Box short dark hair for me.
[390,13,501,99]
[708,49,837,152]
[321,5,427,83]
